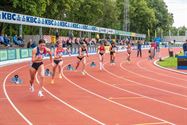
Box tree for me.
[0,0,178,38]
[146,0,173,36]
[129,0,157,34]
[0,0,50,35]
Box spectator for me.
[4,34,10,47]
[0,34,9,47]
[55,30,59,39]
[150,41,157,59]
[83,38,88,45]
[27,39,36,48]
[27,39,32,48]
[174,39,176,44]
[92,38,96,45]
[183,40,187,56]
[31,40,37,48]
[80,38,84,44]
[0,34,5,44]
[75,38,79,45]
[18,35,24,42]
[68,31,74,40]
[96,34,100,42]
[88,39,92,46]
[137,40,142,57]
[13,35,24,47]
[168,41,174,57]
[66,39,72,48]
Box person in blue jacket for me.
[183,40,187,56]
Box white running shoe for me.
[82,71,85,75]
[51,79,54,84]
[29,84,34,92]
[38,90,44,97]
[99,66,103,71]
[59,74,62,79]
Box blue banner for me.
[0,11,146,38]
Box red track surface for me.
[1,48,187,125]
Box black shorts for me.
[77,56,84,61]
[110,52,115,55]
[32,62,43,71]
[54,60,62,65]
[99,53,104,56]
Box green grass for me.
[158,57,177,68]
[158,52,183,68]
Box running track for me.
[1,48,187,125]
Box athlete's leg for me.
[99,54,103,70]
[29,67,36,92]
[51,63,58,84]
[37,64,45,96]
[75,58,81,70]
[82,57,86,75]
[58,61,63,78]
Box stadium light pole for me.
[19,24,22,37]
[39,27,43,39]
[123,0,130,32]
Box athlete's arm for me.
[32,48,42,62]
[86,47,89,57]
[109,46,112,52]
[54,48,57,58]
[46,47,53,63]
[79,47,82,56]
[97,46,99,54]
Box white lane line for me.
[154,58,187,75]
[120,61,187,98]
[102,62,187,110]
[135,60,187,88]
[137,60,187,82]
[3,65,32,125]
[61,64,175,125]
[35,65,106,125]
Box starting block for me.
[67,64,74,71]
[45,68,52,76]
[11,75,22,84]
[90,62,96,67]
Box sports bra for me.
[36,47,47,58]
[82,48,86,52]
[111,46,117,51]
[99,46,105,51]
[80,47,87,55]
[56,48,65,56]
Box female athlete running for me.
[97,42,105,70]
[75,43,88,75]
[29,39,53,97]
[51,41,70,84]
